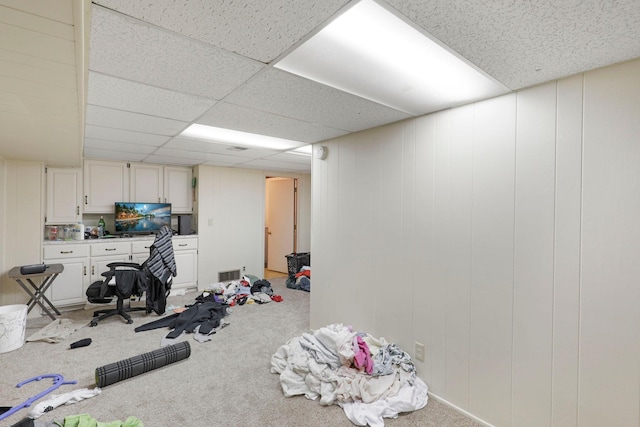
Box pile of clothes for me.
[134,275,282,346]
[203,275,282,305]
[286,266,311,292]
[271,324,428,427]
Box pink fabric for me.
[353,336,373,374]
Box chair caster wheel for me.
[127,319,133,324]
[90,321,97,327]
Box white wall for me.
[0,161,45,306]
[310,58,640,427]
[195,165,311,289]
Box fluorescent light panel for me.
[275,0,509,115]
[286,145,313,156]
[180,124,305,151]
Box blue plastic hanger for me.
[0,374,76,422]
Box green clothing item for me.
[54,414,143,427]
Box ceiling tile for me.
[89,5,265,99]
[385,0,640,90]
[225,68,412,132]
[84,147,148,162]
[240,158,311,172]
[87,72,216,121]
[85,125,171,146]
[86,105,188,136]
[197,101,349,143]
[154,147,253,164]
[141,154,201,166]
[92,0,350,63]
[84,138,159,155]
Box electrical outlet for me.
[415,342,425,362]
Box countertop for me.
[43,234,197,245]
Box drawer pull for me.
[105,248,116,251]
[60,250,74,254]
[178,244,187,247]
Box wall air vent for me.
[219,269,241,282]
[227,146,249,151]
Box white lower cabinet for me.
[172,238,198,290]
[89,241,131,284]
[43,244,90,306]
[43,236,198,308]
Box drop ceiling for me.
[1,0,640,173]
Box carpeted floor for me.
[0,277,483,427]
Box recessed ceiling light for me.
[180,123,305,151]
[275,0,509,115]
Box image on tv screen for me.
[115,202,171,234]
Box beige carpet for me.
[0,277,483,427]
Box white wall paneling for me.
[0,161,44,306]
[578,60,640,427]
[444,104,475,409]
[310,59,640,427]
[512,82,557,427]
[411,114,435,384]
[469,94,517,427]
[430,110,452,396]
[552,74,583,427]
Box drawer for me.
[174,238,197,251]
[43,244,89,260]
[90,241,130,256]
[131,240,154,254]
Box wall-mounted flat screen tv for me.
[114,202,171,234]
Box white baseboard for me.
[427,392,496,427]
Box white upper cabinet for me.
[83,160,130,213]
[83,160,192,213]
[46,167,83,224]
[130,163,163,203]
[164,166,193,213]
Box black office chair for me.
[86,226,177,326]
[86,262,149,326]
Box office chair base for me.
[90,300,146,326]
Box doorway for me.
[265,177,297,277]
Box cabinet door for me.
[84,160,130,213]
[164,166,193,213]
[90,254,131,283]
[46,168,82,224]
[130,163,163,203]
[45,257,89,306]
[172,249,197,289]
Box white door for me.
[266,178,294,273]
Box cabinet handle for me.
[76,206,79,215]
[60,250,74,254]
[83,266,87,276]
[178,244,187,247]
[85,195,88,205]
[145,246,151,249]
[158,197,161,202]
[105,248,116,251]
[92,265,95,275]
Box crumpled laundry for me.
[271,324,428,426]
[28,388,102,419]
